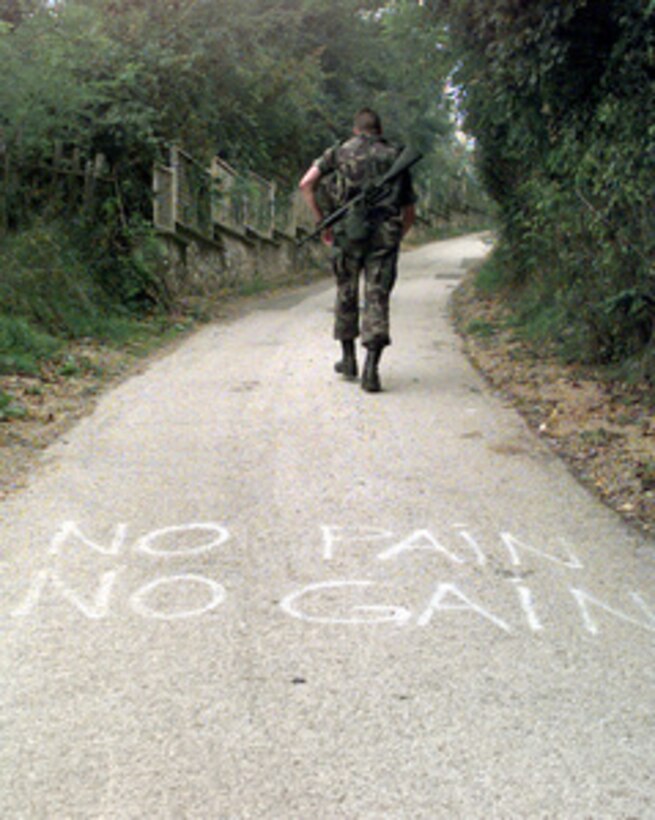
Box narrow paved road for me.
[1,235,654,818]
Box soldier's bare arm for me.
[299,165,334,246]
[299,165,324,224]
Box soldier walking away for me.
[299,108,417,392]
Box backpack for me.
[333,135,401,244]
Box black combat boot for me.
[334,340,358,380]
[361,345,383,393]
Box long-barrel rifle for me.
[297,146,423,247]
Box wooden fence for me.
[0,142,115,235]
[0,140,315,243]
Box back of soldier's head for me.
[354,108,382,136]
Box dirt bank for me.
[451,268,654,535]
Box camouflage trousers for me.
[332,240,400,349]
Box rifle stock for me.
[297,146,422,247]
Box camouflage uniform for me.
[314,133,416,349]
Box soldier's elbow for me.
[299,166,320,191]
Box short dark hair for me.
[354,108,382,135]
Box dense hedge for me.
[433,0,654,376]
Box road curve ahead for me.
[1,235,654,818]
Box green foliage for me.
[0,316,60,375]
[0,219,167,363]
[77,214,170,312]
[0,0,474,207]
[0,388,26,420]
[0,219,186,379]
[474,255,505,295]
[466,319,497,338]
[0,5,110,163]
[433,0,655,376]
[0,0,489,376]
[0,221,108,338]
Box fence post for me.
[0,148,8,236]
[170,145,179,229]
[83,159,94,212]
[270,180,277,239]
[53,140,63,168]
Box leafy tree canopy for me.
[1,0,463,179]
[423,0,655,371]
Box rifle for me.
[297,145,423,247]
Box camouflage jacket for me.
[314,134,416,239]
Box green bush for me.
[0,316,60,374]
[0,222,110,337]
[0,389,26,421]
[446,0,654,378]
[474,254,506,295]
[0,218,171,375]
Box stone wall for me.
[155,223,329,308]
[154,210,490,311]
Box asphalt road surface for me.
[1,235,654,818]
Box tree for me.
[426,0,655,370]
